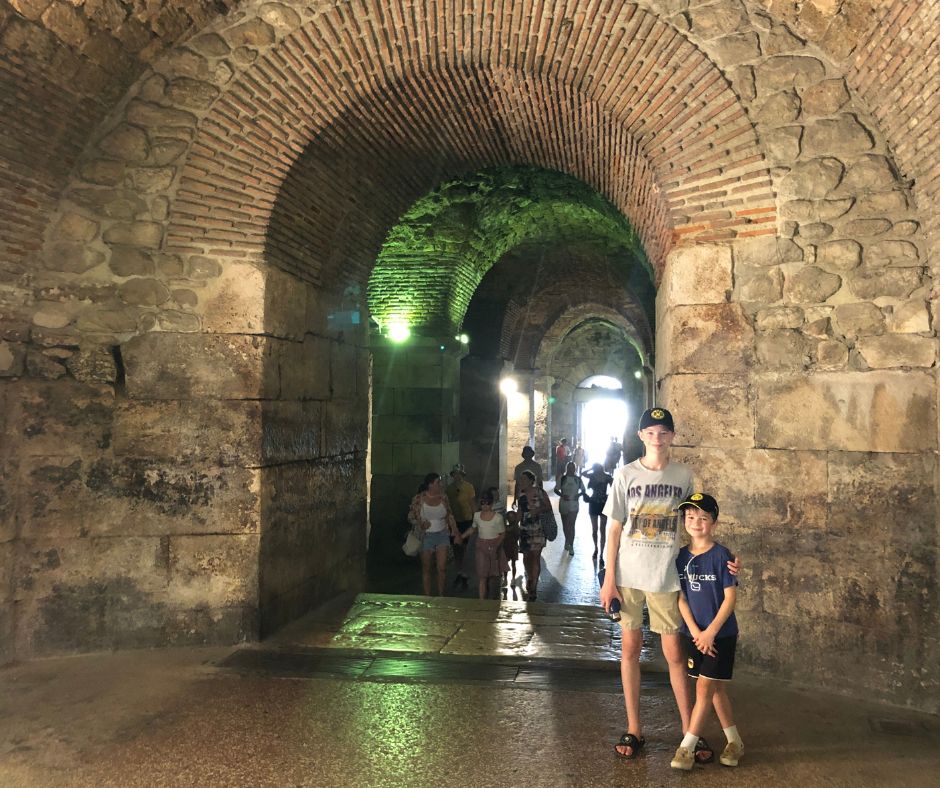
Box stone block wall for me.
[660,242,938,712]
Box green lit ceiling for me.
[367,166,651,336]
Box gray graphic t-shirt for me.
[603,458,693,593]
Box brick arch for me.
[367,166,650,336]
[160,0,774,294]
[534,306,650,373]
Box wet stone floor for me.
[2,505,939,786]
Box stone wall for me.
[660,242,938,712]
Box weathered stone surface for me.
[155,310,201,332]
[189,256,222,279]
[783,266,841,303]
[710,32,761,66]
[226,18,276,48]
[863,240,919,268]
[80,159,125,185]
[660,244,732,307]
[32,303,72,330]
[689,0,747,38]
[801,78,849,115]
[26,349,67,379]
[128,167,176,193]
[780,198,853,222]
[857,335,936,368]
[0,341,25,377]
[756,329,812,368]
[755,306,803,330]
[816,239,861,271]
[832,302,884,336]
[892,220,919,236]
[840,155,897,192]
[659,303,754,374]
[0,380,113,459]
[278,336,331,400]
[98,124,149,161]
[67,187,146,220]
[733,235,803,267]
[802,115,873,157]
[887,298,931,334]
[54,212,98,242]
[755,90,801,125]
[735,265,783,304]
[843,218,891,237]
[672,447,827,529]
[757,55,826,90]
[75,307,140,335]
[118,278,170,307]
[815,338,848,368]
[150,138,189,166]
[126,100,197,129]
[109,246,155,277]
[847,267,922,300]
[756,371,936,452]
[259,2,302,30]
[65,347,118,383]
[660,374,752,449]
[200,261,265,334]
[762,125,802,162]
[102,221,163,248]
[190,33,230,57]
[167,534,259,607]
[259,401,321,464]
[828,452,936,543]
[797,222,832,242]
[778,158,843,199]
[123,333,277,400]
[166,77,220,109]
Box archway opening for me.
[580,397,629,470]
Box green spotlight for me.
[387,320,410,343]
[634,370,643,379]
[548,395,557,404]
[458,333,469,345]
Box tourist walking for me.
[517,470,548,601]
[555,461,585,556]
[582,463,614,561]
[408,473,463,597]
[446,464,476,590]
[466,490,508,599]
[512,445,543,504]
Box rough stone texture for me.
[784,267,842,303]
[661,374,753,449]
[856,335,937,369]
[657,304,754,375]
[831,302,884,337]
[659,244,732,307]
[755,371,936,452]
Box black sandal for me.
[614,732,646,759]
[694,737,715,764]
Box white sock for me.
[723,725,742,746]
[680,732,699,751]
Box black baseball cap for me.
[638,407,675,431]
[678,492,719,519]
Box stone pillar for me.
[460,356,508,499]
[369,336,467,557]
[533,374,553,473]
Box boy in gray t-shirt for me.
[600,407,738,764]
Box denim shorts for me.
[422,530,450,551]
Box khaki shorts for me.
[617,587,682,634]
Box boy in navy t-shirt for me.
[670,493,744,770]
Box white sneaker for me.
[670,746,694,770]
[720,741,743,767]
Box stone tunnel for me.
[0,0,937,716]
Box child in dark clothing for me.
[670,493,744,770]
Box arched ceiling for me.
[464,242,653,368]
[368,166,649,335]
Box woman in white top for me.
[407,472,462,596]
[467,490,507,599]
[555,461,586,556]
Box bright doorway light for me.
[581,398,629,468]
[499,377,518,395]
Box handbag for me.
[402,528,421,557]
[539,508,558,542]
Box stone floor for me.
[1,507,939,786]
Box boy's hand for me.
[727,554,741,576]
[599,584,622,614]
[693,630,717,657]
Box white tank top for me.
[422,501,448,533]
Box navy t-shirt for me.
[676,542,739,638]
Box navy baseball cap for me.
[638,407,675,431]
[678,492,719,519]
